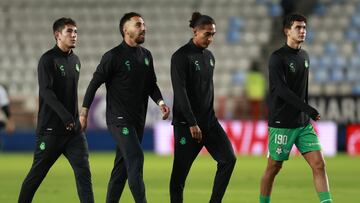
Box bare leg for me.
[303,151,330,192]
[260,158,283,196]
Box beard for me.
[135,34,145,44]
[132,31,145,44]
[135,37,145,44]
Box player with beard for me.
[80,12,170,203]
[169,12,236,203]
[18,17,94,203]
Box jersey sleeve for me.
[38,55,74,125]
[171,53,197,126]
[269,53,319,120]
[82,52,114,108]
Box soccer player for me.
[169,12,236,203]
[259,13,333,203]
[18,18,94,203]
[80,12,170,203]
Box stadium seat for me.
[267,3,282,17]
[313,69,329,83]
[324,42,338,55]
[352,83,360,95]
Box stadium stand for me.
[303,0,359,95]
[0,0,271,94]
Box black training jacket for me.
[37,45,81,136]
[268,44,318,128]
[171,39,217,132]
[83,41,163,127]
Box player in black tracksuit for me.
[170,12,236,203]
[18,18,94,203]
[80,12,170,203]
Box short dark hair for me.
[53,17,76,33]
[119,12,142,37]
[189,12,215,28]
[283,13,307,30]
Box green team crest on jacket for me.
[304,60,309,68]
[39,142,46,151]
[180,137,186,145]
[75,64,80,72]
[122,127,129,136]
[125,60,131,71]
[144,57,150,66]
[210,58,214,67]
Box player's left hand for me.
[159,103,170,120]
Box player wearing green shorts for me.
[268,124,321,161]
[259,14,333,203]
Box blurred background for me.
[1,0,360,156]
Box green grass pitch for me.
[0,152,358,202]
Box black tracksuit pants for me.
[106,123,146,203]
[170,121,236,203]
[18,132,94,203]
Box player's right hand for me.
[309,107,320,121]
[190,125,202,143]
[79,115,87,132]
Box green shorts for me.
[268,124,321,161]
